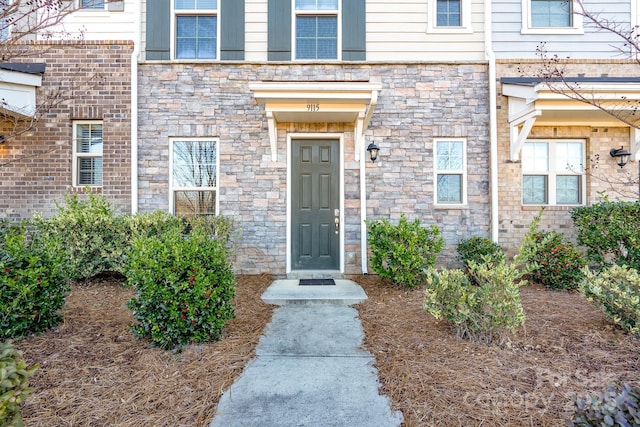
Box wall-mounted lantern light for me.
[610,146,631,168]
[366,142,379,163]
[0,135,5,144]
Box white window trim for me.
[521,139,586,206]
[433,138,468,207]
[427,0,473,34]
[78,0,108,11]
[169,137,220,216]
[292,0,342,61]
[170,1,220,61]
[521,0,584,35]
[72,120,103,188]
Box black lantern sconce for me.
[366,142,380,163]
[610,146,631,168]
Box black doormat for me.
[299,279,336,286]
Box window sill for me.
[433,203,469,210]
[520,27,584,35]
[521,205,583,211]
[426,27,473,35]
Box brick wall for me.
[0,41,133,220]
[496,60,638,254]
[138,62,490,275]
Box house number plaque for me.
[306,103,320,112]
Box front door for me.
[291,139,340,270]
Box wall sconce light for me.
[366,142,379,163]
[610,146,631,168]
[0,135,5,144]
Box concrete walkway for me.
[209,279,403,427]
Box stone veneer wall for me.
[496,60,639,254]
[138,62,490,275]
[0,41,133,220]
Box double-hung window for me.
[295,0,339,60]
[428,0,471,33]
[435,139,467,205]
[73,121,103,187]
[173,0,218,60]
[80,0,105,9]
[521,0,583,34]
[171,139,219,217]
[522,140,585,205]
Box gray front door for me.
[291,139,340,270]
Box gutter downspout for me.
[360,135,368,274]
[485,0,499,242]
[131,0,141,214]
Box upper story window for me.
[173,0,218,60]
[434,138,467,205]
[294,0,339,60]
[428,0,472,34]
[171,139,219,217]
[81,0,105,9]
[73,121,103,187]
[522,140,585,205]
[521,0,583,34]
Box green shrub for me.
[187,215,239,255]
[529,231,586,290]
[424,260,525,343]
[579,264,640,335]
[366,214,444,288]
[571,200,640,270]
[1,222,68,340]
[127,210,184,241]
[457,236,506,268]
[567,383,640,427]
[0,340,38,427]
[33,191,130,280]
[126,226,236,350]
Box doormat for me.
[299,279,336,286]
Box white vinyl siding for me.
[243,0,485,62]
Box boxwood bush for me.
[126,225,236,350]
[1,222,68,340]
[457,236,506,268]
[366,214,444,288]
[579,264,640,336]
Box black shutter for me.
[221,0,245,60]
[342,0,366,61]
[268,0,291,61]
[146,0,171,60]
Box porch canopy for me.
[501,77,640,161]
[249,81,381,161]
[0,63,45,119]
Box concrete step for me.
[261,279,367,306]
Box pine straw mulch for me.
[18,273,276,427]
[15,274,640,427]
[353,275,640,427]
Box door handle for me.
[334,217,339,234]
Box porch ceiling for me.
[502,78,640,161]
[249,81,382,161]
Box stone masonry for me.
[138,62,490,275]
